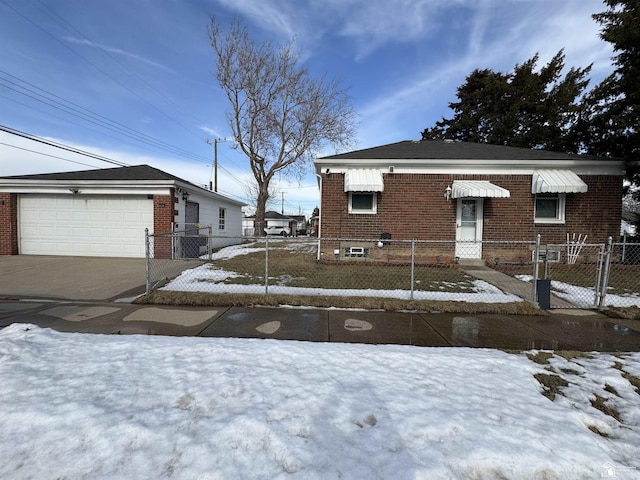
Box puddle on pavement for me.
[41,306,121,322]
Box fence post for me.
[599,237,613,309]
[208,225,213,261]
[265,236,269,296]
[594,243,605,308]
[532,234,540,302]
[145,228,151,295]
[410,239,415,301]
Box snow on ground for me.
[517,275,640,308]
[162,264,522,303]
[165,242,523,303]
[1,324,639,479]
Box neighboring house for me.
[290,215,307,234]
[314,140,625,262]
[243,211,298,236]
[0,164,245,259]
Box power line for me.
[1,70,253,191]
[0,124,129,167]
[0,0,205,143]
[0,125,254,202]
[33,0,212,130]
[0,70,208,163]
[0,142,101,169]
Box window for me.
[218,207,226,230]
[349,192,377,214]
[534,194,565,223]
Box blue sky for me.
[0,0,615,216]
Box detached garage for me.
[0,165,245,258]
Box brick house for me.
[0,165,245,258]
[314,140,625,263]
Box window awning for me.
[532,169,588,194]
[451,181,510,198]
[344,169,384,192]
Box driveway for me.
[0,256,148,301]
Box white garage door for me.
[19,194,154,257]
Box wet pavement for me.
[2,299,640,352]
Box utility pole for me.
[206,138,228,192]
[281,192,284,215]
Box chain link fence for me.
[606,239,640,308]
[143,231,640,310]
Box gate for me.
[534,237,607,309]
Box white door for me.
[455,198,483,259]
[19,194,154,257]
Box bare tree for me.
[209,17,356,235]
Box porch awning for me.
[451,181,510,198]
[532,169,588,194]
[344,169,384,192]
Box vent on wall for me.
[533,249,561,263]
[388,166,394,173]
[345,246,369,258]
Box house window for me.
[219,208,226,230]
[349,192,377,214]
[534,194,565,223]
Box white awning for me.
[451,181,510,198]
[532,169,588,194]
[344,169,384,192]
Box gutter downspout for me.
[315,172,323,261]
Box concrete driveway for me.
[0,256,148,301]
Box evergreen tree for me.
[580,0,639,192]
[422,51,591,153]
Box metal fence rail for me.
[143,231,640,309]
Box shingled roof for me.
[319,140,611,161]
[1,164,186,182]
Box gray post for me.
[599,237,613,309]
[265,236,269,296]
[594,243,605,307]
[410,239,415,301]
[532,234,540,301]
[208,225,213,261]
[145,228,151,295]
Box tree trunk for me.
[254,188,269,236]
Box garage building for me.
[0,165,245,258]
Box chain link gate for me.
[602,238,640,308]
[534,236,607,309]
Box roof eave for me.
[314,157,625,175]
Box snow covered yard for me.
[160,241,523,304]
[1,324,639,479]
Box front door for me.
[455,198,483,259]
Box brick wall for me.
[320,172,622,245]
[153,189,177,259]
[0,193,18,255]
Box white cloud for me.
[0,132,320,217]
[354,0,614,148]
[63,37,175,73]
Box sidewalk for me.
[2,299,639,351]
[460,264,575,308]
